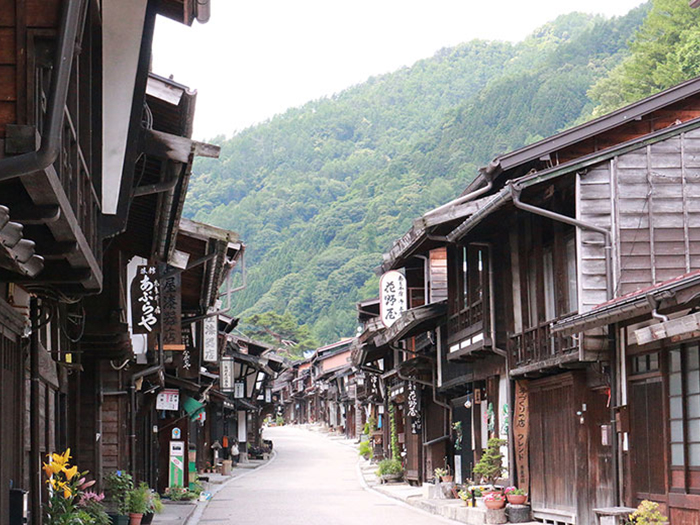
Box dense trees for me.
[186,7,650,344]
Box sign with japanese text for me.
[514,381,529,490]
[161,273,184,351]
[131,265,161,334]
[379,270,407,328]
[156,388,180,411]
[203,315,218,362]
[220,357,234,393]
[265,387,272,403]
[234,381,245,399]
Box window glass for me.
[689,395,700,419]
[687,418,700,442]
[543,247,555,321]
[671,349,682,372]
[690,444,700,467]
[689,346,700,370]
[670,372,682,396]
[671,420,684,442]
[565,235,578,313]
[689,370,700,395]
[672,444,685,466]
[671,396,683,419]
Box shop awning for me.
[373,301,447,348]
[552,270,700,336]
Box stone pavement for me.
[312,424,539,525]
[153,458,271,524]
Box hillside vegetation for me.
[185,5,651,344]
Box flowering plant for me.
[504,486,526,496]
[483,492,505,501]
[43,449,97,525]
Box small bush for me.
[376,458,403,477]
[358,441,373,460]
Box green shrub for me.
[376,458,403,477]
[358,441,373,459]
[473,438,507,484]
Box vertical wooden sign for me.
[131,265,161,334]
[161,273,184,351]
[514,380,530,490]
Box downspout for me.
[510,182,613,301]
[394,353,452,446]
[510,181,620,500]
[30,298,41,524]
[129,363,164,477]
[470,241,511,481]
[424,168,497,218]
[0,0,85,180]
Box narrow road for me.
[197,425,449,524]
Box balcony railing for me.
[447,298,486,344]
[509,320,578,371]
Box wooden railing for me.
[447,298,486,343]
[509,320,578,370]
[59,106,102,261]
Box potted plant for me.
[504,486,527,505]
[434,467,448,483]
[627,500,668,525]
[473,438,507,486]
[126,483,150,525]
[435,466,453,483]
[139,483,163,525]
[42,449,99,525]
[78,492,111,525]
[105,471,134,524]
[484,492,506,510]
[375,458,403,483]
[358,441,373,460]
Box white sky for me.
[152,0,646,140]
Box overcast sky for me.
[151,0,646,140]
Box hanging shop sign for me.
[161,272,184,351]
[220,357,234,393]
[514,381,530,489]
[406,381,420,418]
[265,388,272,403]
[203,315,218,362]
[234,381,245,399]
[157,388,180,411]
[379,270,407,328]
[131,265,161,334]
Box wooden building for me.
[372,75,700,524]
[0,1,211,522]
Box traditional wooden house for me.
[311,339,354,428]
[0,1,211,521]
[378,75,700,524]
[351,249,453,484]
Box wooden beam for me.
[10,204,60,224]
[143,129,220,163]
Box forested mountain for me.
[184,5,649,344]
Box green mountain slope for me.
[184,6,648,344]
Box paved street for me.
[196,426,450,525]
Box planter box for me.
[108,514,129,525]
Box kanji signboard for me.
[379,270,407,328]
[203,315,218,362]
[156,388,180,411]
[220,357,234,393]
[131,265,161,334]
[161,273,184,350]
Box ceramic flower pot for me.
[141,513,154,525]
[485,498,506,510]
[129,513,144,525]
[507,494,527,505]
[441,475,454,483]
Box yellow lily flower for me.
[63,465,78,480]
[43,461,63,477]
